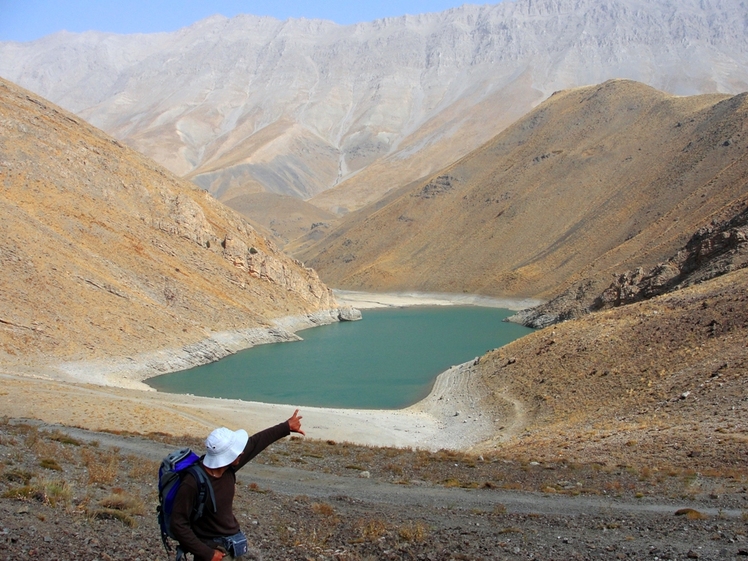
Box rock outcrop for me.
[594,204,748,310]
[503,281,599,329]
[507,200,748,327]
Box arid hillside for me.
[294,80,748,300]
[469,262,748,473]
[222,191,337,247]
[0,78,343,382]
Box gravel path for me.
[2,420,748,561]
[22,420,747,518]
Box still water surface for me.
[146,306,533,409]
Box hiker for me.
[170,410,305,561]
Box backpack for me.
[157,448,217,553]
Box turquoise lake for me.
[146,306,533,409]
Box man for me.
[170,410,305,561]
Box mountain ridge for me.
[1,0,746,222]
[293,80,748,301]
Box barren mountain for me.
[0,0,746,222]
[222,191,337,246]
[0,78,346,384]
[294,80,748,302]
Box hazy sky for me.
[0,1,496,42]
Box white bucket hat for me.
[204,427,249,469]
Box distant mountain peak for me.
[1,0,745,217]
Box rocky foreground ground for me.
[1,419,747,561]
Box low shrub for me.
[39,458,62,471]
[397,521,429,542]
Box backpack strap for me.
[186,464,216,520]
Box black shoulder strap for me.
[186,465,216,520]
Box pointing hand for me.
[288,409,305,436]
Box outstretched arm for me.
[235,410,305,469]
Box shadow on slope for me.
[295,80,748,302]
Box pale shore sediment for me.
[47,309,353,391]
[0,362,490,452]
[0,292,539,451]
[334,289,543,311]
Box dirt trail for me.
[25,420,744,520]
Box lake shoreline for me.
[51,291,538,391]
[41,308,353,391]
[0,358,496,452]
[2,291,541,450]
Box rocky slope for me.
[222,192,337,247]
[0,0,746,221]
[294,80,748,302]
[0,78,350,386]
[468,264,748,474]
[509,196,748,327]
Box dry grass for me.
[384,463,404,476]
[397,521,429,542]
[46,430,82,446]
[2,484,45,502]
[81,448,119,485]
[311,502,336,518]
[99,490,146,516]
[675,508,709,520]
[356,518,388,542]
[293,527,335,550]
[84,489,145,528]
[269,496,345,551]
[247,482,268,494]
[3,468,35,485]
[125,455,159,482]
[41,479,71,507]
[493,503,507,515]
[2,478,71,507]
[88,508,136,527]
[39,458,62,471]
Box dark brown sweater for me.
[170,422,290,561]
